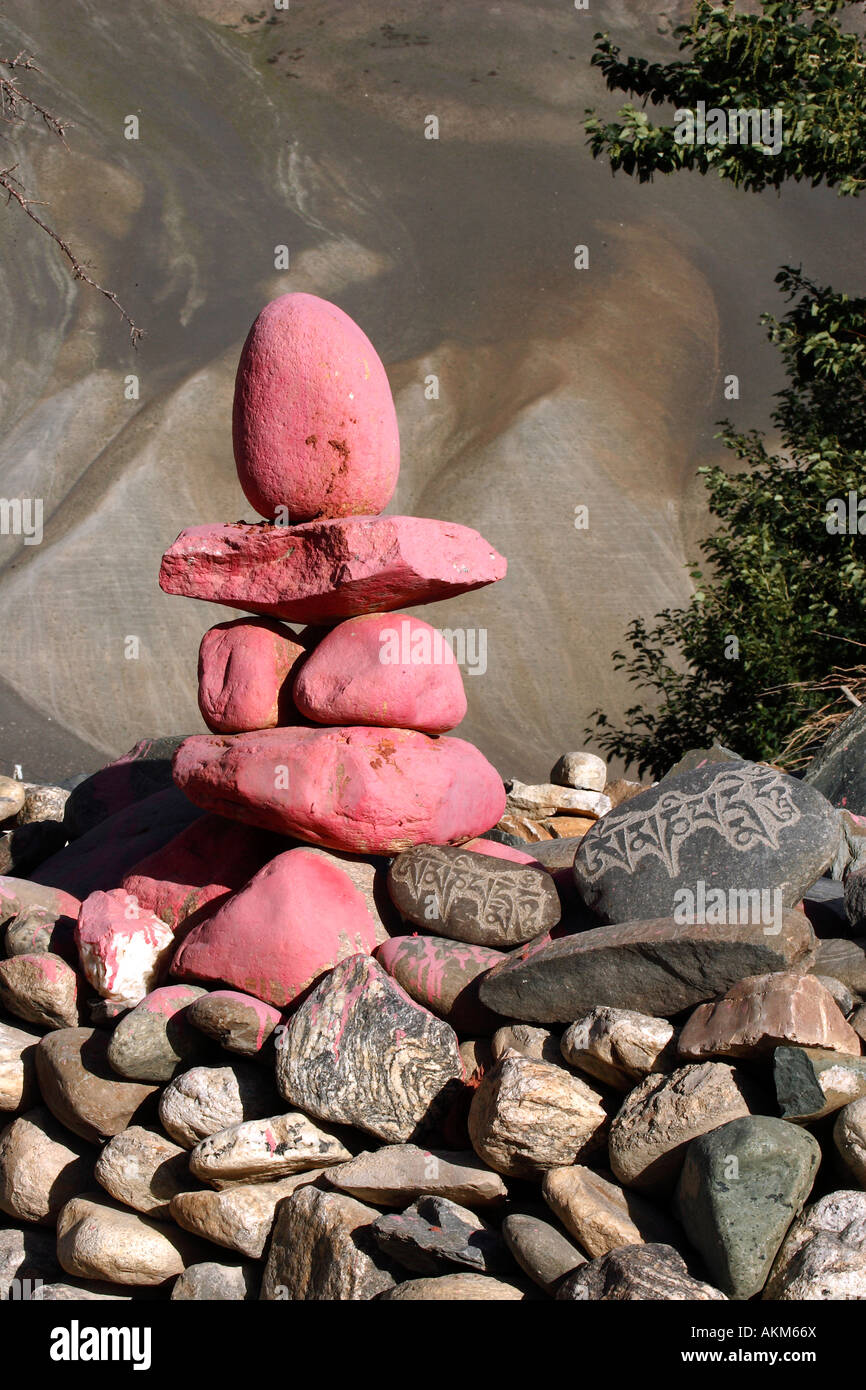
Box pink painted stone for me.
[198,618,309,734]
[0,876,80,928]
[186,989,282,1058]
[172,727,506,855]
[158,516,507,624]
[293,613,467,734]
[462,839,542,868]
[376,934,506,1035]
[171,848,378,1008]
[75,890,176,1008]
[120,814,278,931]
[233,292,400,523]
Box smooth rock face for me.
[380,1272,529,1301]
[491,1024,564,1068]
[774,1046,866,1121]
[678,972,861,1061]
[107,985,209,1082]
[300,846,403,944]
[57,1194,204,1286]
[0,1019,40,1112]
[375,934,506,1034]
[171,1261,258,1301]
[387,844,560,948]
[172,1176,311,1259]
[198,618,308,734]
[276,955,463,1143]
[543,1165,680,1258]
[75,889,175,1008]
[803,704,866,815]
[608,1063,754,1194]
[479,912,816,1023]
[765,1190,866,1299]
[94,1126,192,1220]
[560,1008,677,1091]
[674,1116,820,1300]
[294,613,467,734]
[172,726,506,854]
[232,292,400,523]
[188,1112,351,1187]
[35,1028,159,1143]
[172,848,378,1009]
[158,1063,279,1150]
[371,1195,508,1275]
[501,1211,586,1292]
[261,1185,398,1301]
[506,780,610,818]
[159,516,507,623]
[322,1144,508,1209]
[0,1107,93,1225]
[0,952,80,1029]
[573,761,839,925]
[185,990,281,1060]
[813,937,866,994]
[557,1243,726,1301]
[468,1051,607,1179]
[833,1096,866,1184]
[550,752,607,792]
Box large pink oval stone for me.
[232,292,400,522]
[198,617,308,734]
[172,726,506,855]
[293,613,467,734]
[171,848,378,1008]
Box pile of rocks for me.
[4,295,866,1302]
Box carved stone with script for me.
[573,761,840,926]
[387,844,560,949]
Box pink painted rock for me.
[185,990,282,1059]
[171,848,379,1008]
[463,839,543,868]
[120,813,278,932]
[172,726,506,854]
[0,876,80,931]
[376,934,507,1035]
[158,516,507,623]
[106,985,210,1082]
[75,890,176,1008]
[293,613,467,734]
[233,292,400,523]
[677,971,863,1061]
[0,953,81,1030]
[198,618,309,734]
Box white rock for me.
[189,1111,351,1187]
[549,753,607,792]
[765,1190,866,1299]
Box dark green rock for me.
[501,1209,585,1292]
[803,704,866,815]
[774,1045,866,1121]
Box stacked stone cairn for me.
[3,297,866,1302]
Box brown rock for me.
[0,1018,40,1112]
[560,1007,677,1091]
[678,972,862,1061]
[94,1126,192,1220]
[539,816,597,839]
[0,1107,93,1225]
[323,1144,508,1209]
[35,1028,159,1144]
[57,1193,206,1286]
[171,1176,315,1259]
[260,1186,398,1300]
[557,1243,726,1301]
[188,1111,352,1187]
[0,952,80,1029]
[496,814,553,843]
[812,938,866,994]
[543,1165,680,1258]
[380,1272,531,1300]
[834,1096,866,1185]
[491,1024,564,1068]
[603,779,647,810]
[185,990,282,1061]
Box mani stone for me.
[386,844,561,949]
[468,1050,607,1179]
[572,760,839,925]
[505,780,611,819]
[478,912,815,1023]
[171,1176,313,1260]
[608,1063,754,1194]
[107,985,210,1082]
[171,1261,259,1301]
[674,1117,820,1300]
[0,1018,40,1112]
[774,1046,866,1121]
[94,1127,193,1220]
[501,1211,586,1293]
[380,1273,531,1301]
[188,1111,352,1187]
[560,1008,677,1091]
[491,1024,564,1068]
[0,1107,93,1225]
[371,1196,510,1276]
[275,954,463,1144]
[159,515,506,624]
[833,1096,866,1184]
[0,952,80,1030]
[556,1244,726,1301]
[550,752,607,792]
[260,1185,398,1301]
[812,937,866,994]
[543,1166,680,1259]
[158,1063,280,1149]
[56,1194,206,1286]
[35,1028,159,1143]
[375,934,506,1034]
[765,1190,866,1300]
[322,1144,508,1209]
[678,971,862,1062]
[185,990,281,1060]
[803,702,866,815]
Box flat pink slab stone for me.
[159,516,506,623]
[172,726,506,855]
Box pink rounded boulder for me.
[171,848,379,1008]
[293,613,467,733]
[232,292,400,522]
[172,726,506,855]
[198,617,308,734]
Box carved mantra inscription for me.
[387,845,560,948]
[579,764,803,883]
